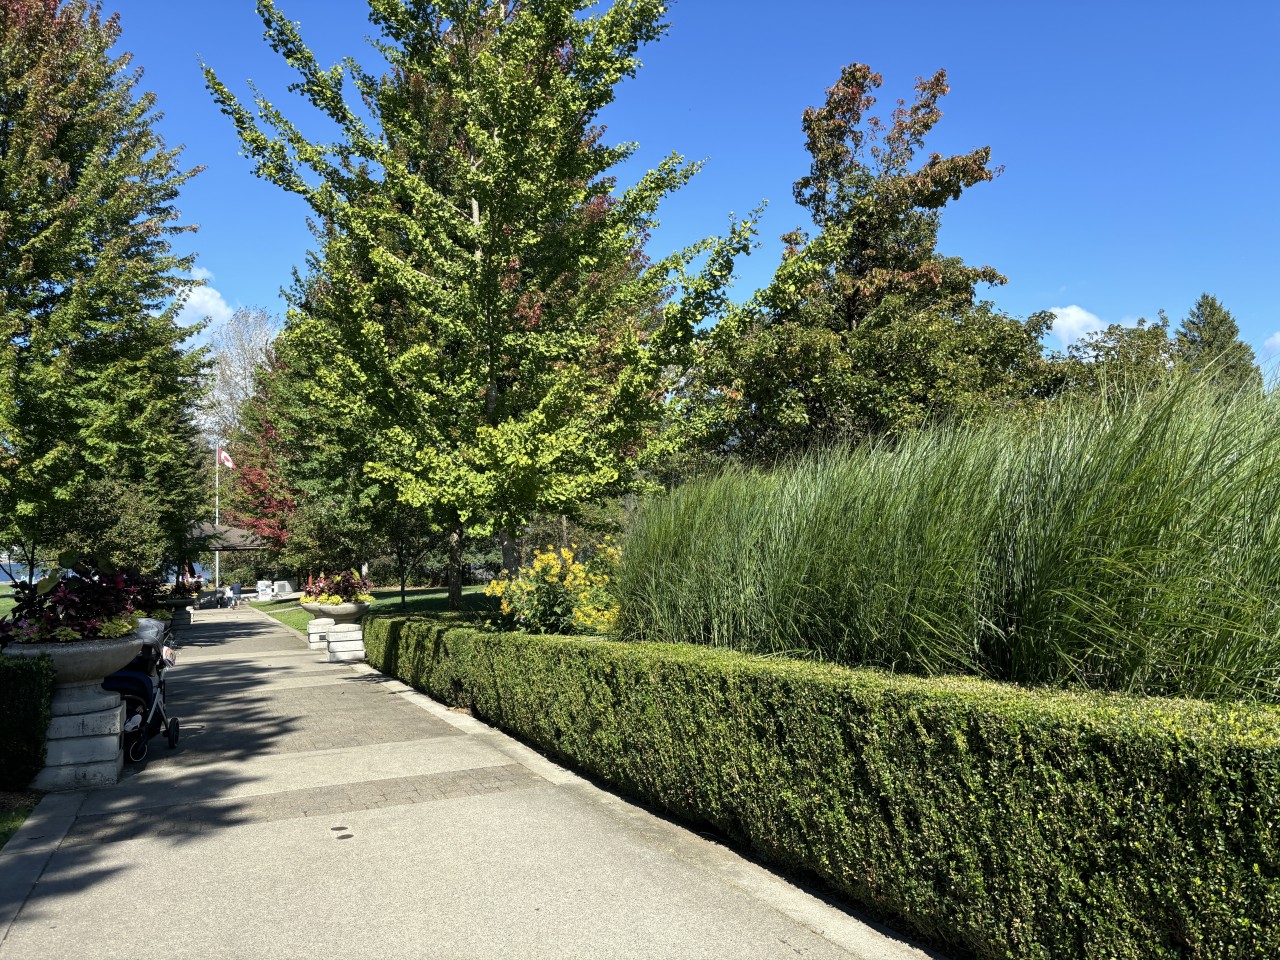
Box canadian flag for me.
[218,448,236,469]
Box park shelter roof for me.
[188,522,268,552]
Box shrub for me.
[484,540,619,634]
[618,378,1280,702]
[364,617,1280,959]
[0,653,56,790]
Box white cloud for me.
[176,275,234,330]
[1264,332,1280,358]
[191,266,215,282]
[1048,305,1107,349]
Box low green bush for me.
[0,654,56,790]
[365,615,1280,960]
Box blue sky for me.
[107,0,1279,358]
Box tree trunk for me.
[400,570,408,607]
[560,514,569,550]
[500,528,520,576]
[447,525,465,610]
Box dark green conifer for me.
[0,0,207,573]
[1174,293,1261,392]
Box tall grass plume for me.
[617,378,1280,702]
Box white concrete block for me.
[307,617,334,650]
[44,732,122,766]
[31,753,123,791]
[52,685,121,716]
[327,633,366,663]
[327,647,366,663]
[327,638,365,653]
[326,624,362,638]
[47,703,124,740]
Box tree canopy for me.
[0,0,207,575]
[681,63,1051,463]
[206,0,752,603]
[1173,293,1260,392]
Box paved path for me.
[0,607,940,959]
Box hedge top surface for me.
[378,618,1280,752]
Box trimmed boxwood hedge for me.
[364,616,1280,960]
[0,653,55,790]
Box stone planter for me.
[315,602,370,625]
[3,633,142,684]
[299,601,324,615]
[2,632,143,791]
[162,596,196,626]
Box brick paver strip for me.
[61,763,544,847]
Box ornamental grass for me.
[617,377,1280,702]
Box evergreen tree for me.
[1173,293,1261,391]
[0,0,208,575]
[206,0,751,606]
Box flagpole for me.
[215,444,221,593]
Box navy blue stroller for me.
[103,620,180,763]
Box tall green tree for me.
[1173,293,1261,391]
[206,0,752,606]
[0,0,208,577]
[684,63,1049,462]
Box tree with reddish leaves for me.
[784,64,1005,329]
[221,347,311,569]
[226,431,295,556]
[684,63,1052,461]
[224,330,388,579]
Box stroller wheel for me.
[166,717,180,748]
[128,737,148,763]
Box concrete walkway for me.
[0,607,940,959]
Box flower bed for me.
[301,569,373,606]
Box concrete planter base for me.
[326,623,366,663]
[306,618,335,652]
[3,635,140,791]
[33,679,126,791]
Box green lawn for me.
[0,595,14,618]
[0,799,37,851]
[251,585,493,633]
